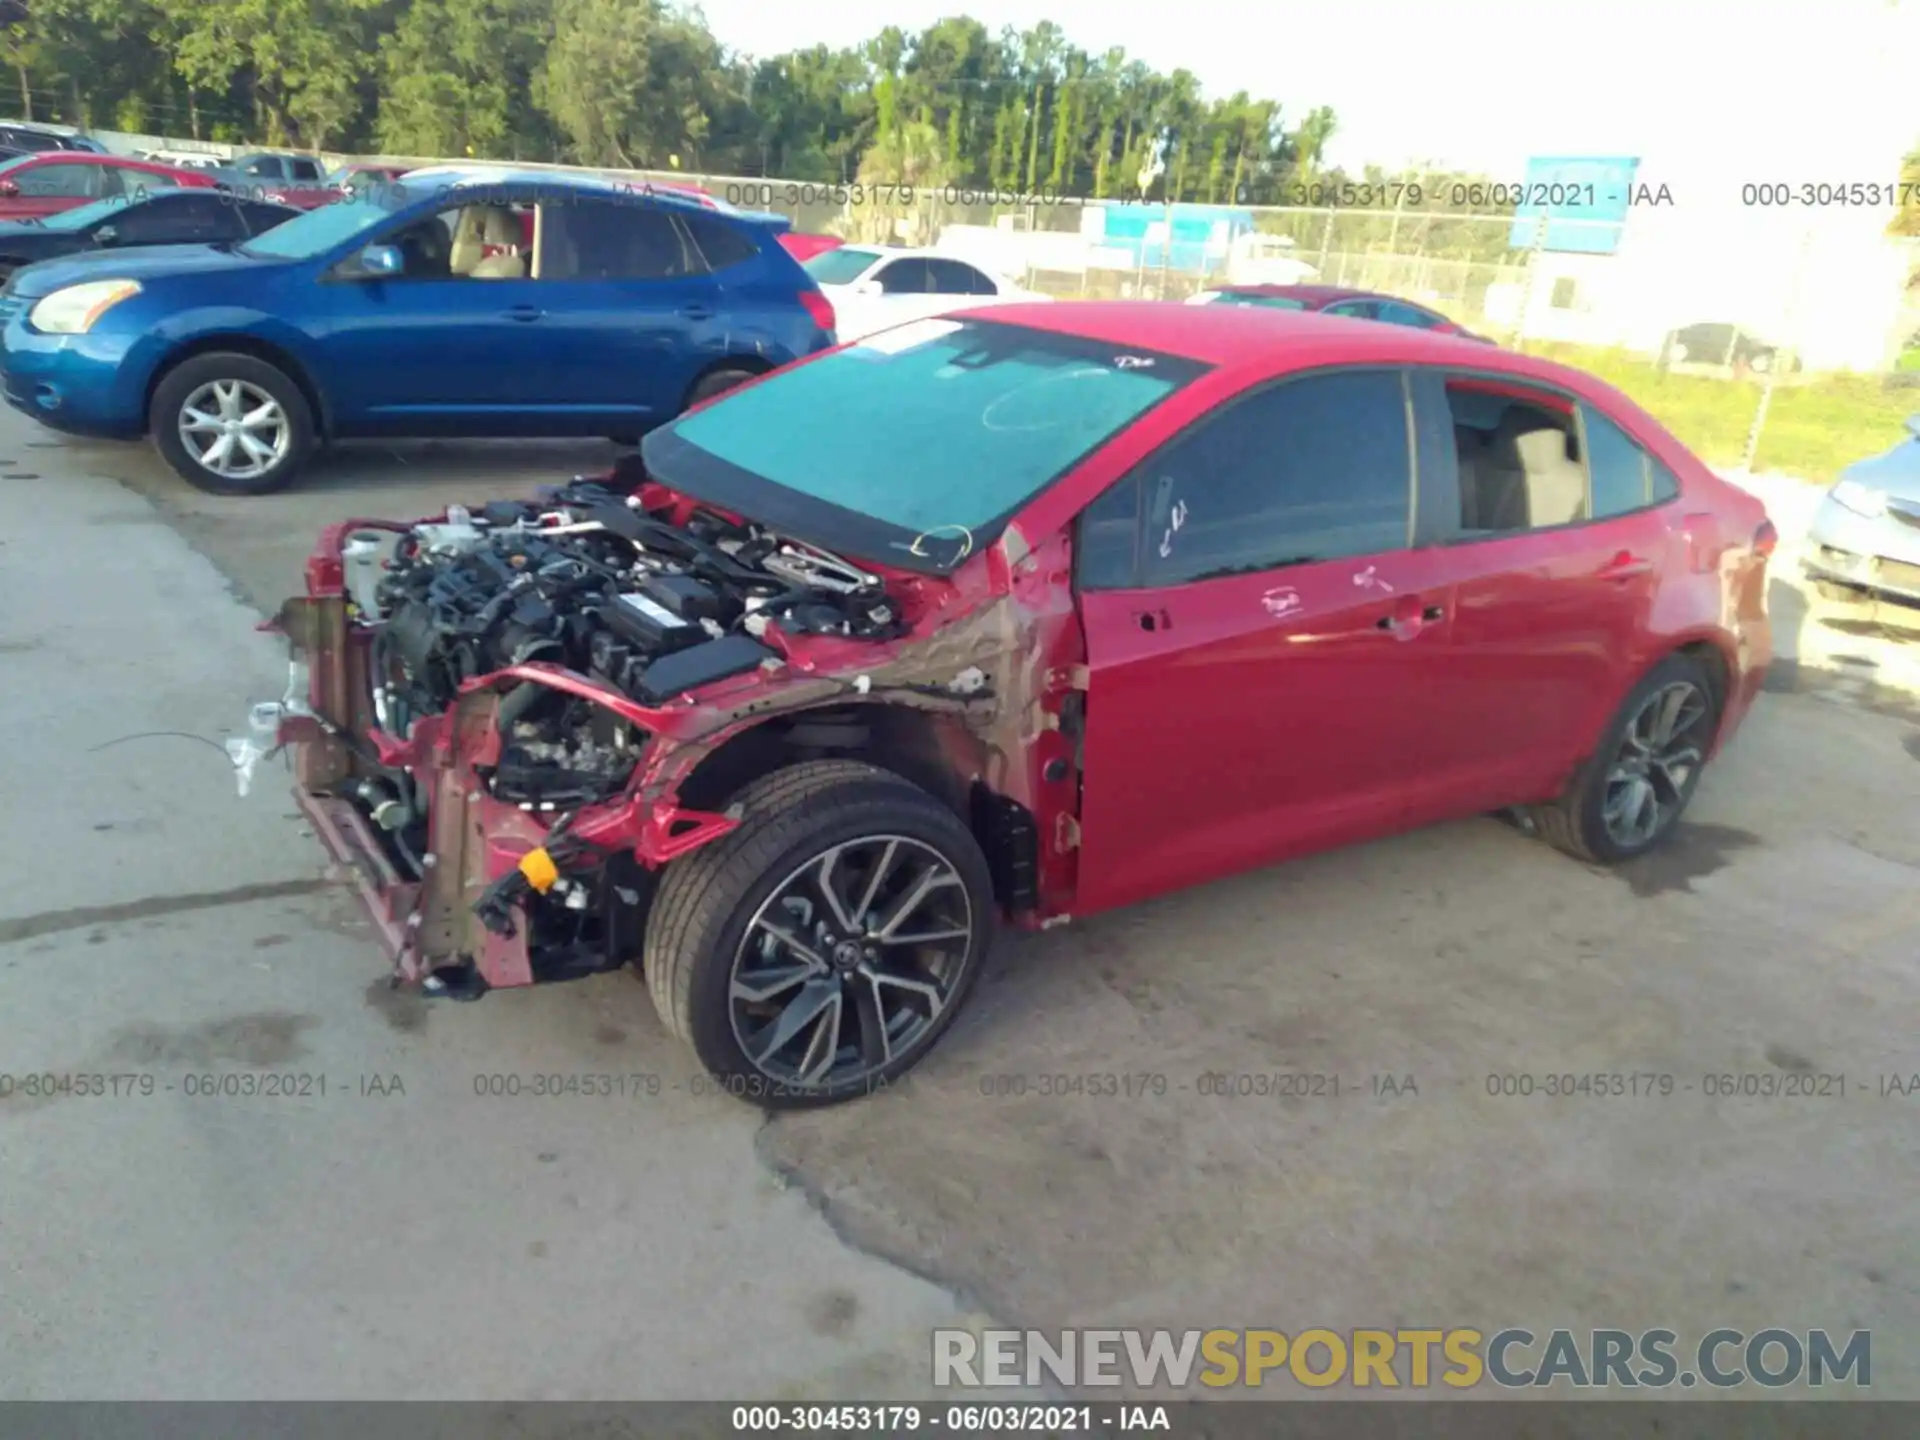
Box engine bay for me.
[348,480,906,817]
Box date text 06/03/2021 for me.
[729,1405,1165,1433]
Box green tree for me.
[157,0,384,148]
[1892,149,1920,237]
[377,0,553,158]
[537,0,657,165]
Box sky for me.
[692,0,1919,183]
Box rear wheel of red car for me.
[150,352,314,496]
[642,760,994,1109]
[1530,653,1721,865]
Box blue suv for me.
[0,170,837,493]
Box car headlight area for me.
[28,279,143,335]
[1828,477,1888,518]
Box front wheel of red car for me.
[1530,653,1722,865]
[642,760,995,1110]
[150,352,315,496]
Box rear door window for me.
[926,258,994,295]
[538,200,706,281]
[875,259,931,294]
[1376,301,1443,330]
[1434,379,1589,535]
[237,200,296,235]
[20,163,102,199]
[679,211,761,271]
[1581,404,1684,517]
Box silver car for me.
[1803,414,1920,609]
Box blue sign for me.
[1093,203,1256,272]
[1508,156,1640,254]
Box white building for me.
[1492,152,1919,372]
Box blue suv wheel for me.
[151,352,316,495]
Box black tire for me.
[642,759,994,1110]
[149,351,315,495]
[1527,653,1721,865]
[682,365,758,413]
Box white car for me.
[141,149,225,170]
[801,245,1046,342]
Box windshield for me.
[237,193,391,259]
[803,247,880,285]
[643,318,1209,572]
[1219,292,1308,310]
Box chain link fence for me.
[58,124,1920,483]
[654,176,1920,481]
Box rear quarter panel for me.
[1575,373,1772,752]
[704,228,836,363]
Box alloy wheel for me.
[1601,681,1710,848]
[729,834,974,1091]
[178,379,290,481]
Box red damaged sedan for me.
[255,303,1774,1107]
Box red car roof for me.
[7,151,215,182]
[962,299,1606,394]
[1215,283,1403,306]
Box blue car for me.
[0,170,838,493]
[1803,413,1920,610]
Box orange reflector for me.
[517,847,560,893]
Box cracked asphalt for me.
[3,421,1918,1401]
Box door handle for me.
[503,305,544,322]
[1132,608,1172,633]
[679,304,715,321]
[1599,551,1653,580]
[1375,597,1444,635]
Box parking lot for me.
[4,417,1918,1399]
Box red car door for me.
[0,157,110,219]
[1072,367,1458,916]
[1402,371,1680,817]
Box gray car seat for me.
[1479,410,1588,530]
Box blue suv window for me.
[540,200,704,281]
[680,211,760,271]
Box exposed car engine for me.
[349,480,905,815]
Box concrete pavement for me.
[4,425,1918,1401]
[0,418,977,1400]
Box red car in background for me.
[328,162,413,196]
[0,151,218,220]
[1189,283,1494,342]
[778,232,843,263]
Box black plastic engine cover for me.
[601,591,705,657]
[633,635,777,704]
